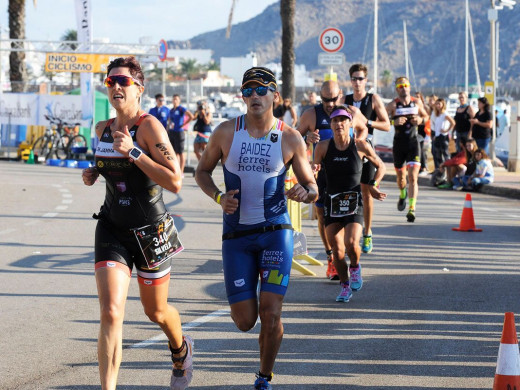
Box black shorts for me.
[168,131,185,154]
[323,193,364,227]
[392,136,421,169]
[95,218,173,285]
[360,138,376,184]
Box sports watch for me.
[129,147,143,161]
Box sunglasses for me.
[321,95,340,103]
[241,86,275,97]
[104,75,142,88]
[351,76,366,82]
[396,83,410,89]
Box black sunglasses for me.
[351,76,366,82]
[241,86,276,97]
[321,95,340,103]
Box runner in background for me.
[343,63,390,254]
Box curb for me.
[381,173,520,200]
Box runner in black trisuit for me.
[343,63,390,253]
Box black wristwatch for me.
[129,147,143,161]
[368,179,378,187]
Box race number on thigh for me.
[330,192,359,217]
[132,214,184,269]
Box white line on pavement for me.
[131,308,231,349]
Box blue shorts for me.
[222,228,293,304]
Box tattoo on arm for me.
[155,143,174,160]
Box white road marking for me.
[55,205,68,211]
[43,212,58,218]
[131,308,231,349]
[0,228,16,236]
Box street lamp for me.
[489,0,516,162]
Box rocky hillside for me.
[183,0,520,89]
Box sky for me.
[0,0,278,43]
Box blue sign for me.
[159,39,168,62]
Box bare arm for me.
[371,94,391,132]
[283,128,318,203]
[82,120,106,186]
[356,139,387,201]
[348,105,368,140]
[128,117,182,193]
[297,107,319,144]
[194,121,239,215]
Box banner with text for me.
[75,0,93,122]
[0,93,91,127]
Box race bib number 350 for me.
[330,192,359,217]
[132,215,184,269]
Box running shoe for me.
[406,209,416,223]
[437,183,452,189]
[254,375,272,390]
[397,190,407,211]
[350,265,363,291]
[325,254,333,279]
[170,335,194,390]
[336,282,353,302]
[361,235,373,254]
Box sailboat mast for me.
[465,0,469,93]
[373,0,378,93]
[403,21,409,79]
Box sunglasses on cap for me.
[396,83,410,89]
[321,95,340,103]
[104,74,142,88]
[241,85,276,98]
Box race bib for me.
[132,214,184,269]
[330,192,359,217]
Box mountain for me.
[184,0,520,90]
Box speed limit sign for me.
[319,28,344,53]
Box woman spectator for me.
[469,97,493,154]
[82,56,193,390]
[193,100,213,161]
[453,91,475,152]
[430,98,455,170]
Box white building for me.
[220,52,258,85]
[266,62,315,88]
[203,70,235,88]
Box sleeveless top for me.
[345,93,376,135]
[454,105,471,133]
[222,115,290,234]
[322,137,363,195]
[94,114,166,230]
[314,104,333,141]
[393,97,419,139]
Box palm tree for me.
[60,29,78,87]
[180,59,200,80]
[226,0,237,39]
[381,69,393,88]
[60,29,78,50]
[280,0,295,101]
[8,0,27,92]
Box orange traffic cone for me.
[452,193,482,232]
[493,312,520,389]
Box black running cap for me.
[241,67,277,89]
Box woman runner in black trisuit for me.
[82,56,193,390]
[313,105,386,303]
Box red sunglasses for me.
[104,74,142,88]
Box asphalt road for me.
[1,161,519,390]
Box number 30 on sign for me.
[319,28,345,53]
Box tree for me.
[60,29,78,50]
[381,69,393,88]
[280,0,295,101]
[180,59,200,80]
[60,29,78,87]
[8,0,27,92]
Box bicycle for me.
[32,115,86,162]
